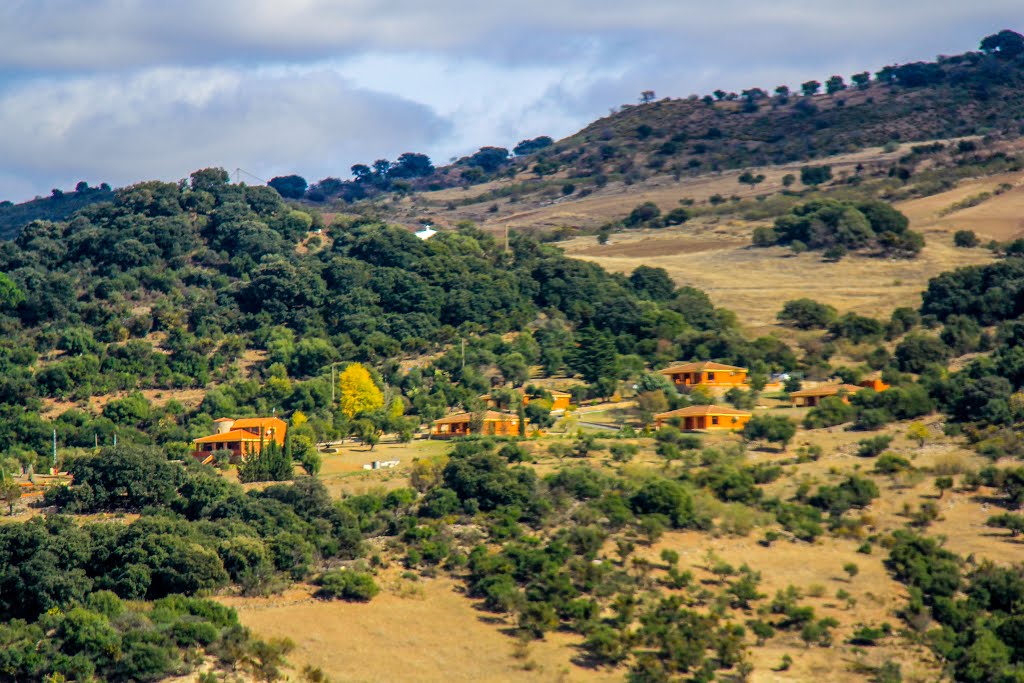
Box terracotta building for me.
[191,416,287,462]
[654,405,752,431]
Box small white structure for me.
[414,227,437,240]
[362,460,401,470]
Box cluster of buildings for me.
[429,388,572,438]
[651,361,888,432]
[188,363,892,453]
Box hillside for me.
[4,29,1024,683]
[287,29,1024,214]
[0,182,114,239]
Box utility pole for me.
[332,363,337,403]
[52,429,56,470]
[461,338,466,371]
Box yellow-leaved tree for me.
[338,363,384,418]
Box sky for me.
[0,1,1019,201]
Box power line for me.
[234,167,267,185]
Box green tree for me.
[0,476,20,514]
[267,175,308,199]
[572,327,618,384]
[801,80,821,96]
[777,298,837,329]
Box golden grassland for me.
[216,408,1024,683]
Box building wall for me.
[669,370,748,387]
[705,414,750,431]
[484,419,520,436]
[656,414,749,431]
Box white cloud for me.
[0,2,1019,199]
[0,1,1019,70]
[0,65,450,198]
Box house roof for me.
[433,410,521,425]
[232,417,287,431]
[655,405,752,419]
[193,429,264,444]
[213,417,235,423]
[547,389,572,397]
[789,384,863,398]
[659,361,748,375]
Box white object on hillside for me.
[415,227,437,240]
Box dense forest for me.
[0,166,802,464]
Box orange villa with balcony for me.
[431,410,524,438]
[659,361,748,390]
[654,405,752,431]
[789,384,864,408]
[191,417,287,463]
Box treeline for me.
[546,30,1024,187]
[269,135,555,204]
[0,181,114,240]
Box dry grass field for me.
[553,172,1024,331]
[378,140,1024,337]
[220,578,620,683]
[218,409,1024,683]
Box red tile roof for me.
[789,384,863,398]
[659,361,748,375]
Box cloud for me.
[0,1,1019,72]
[0,65,450,198]
[0,2,1020,199]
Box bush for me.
[857,435,894,457]
[742,415,797,449]
[315,570,380,602]
[954,230,980,248]
[874,453,912,474]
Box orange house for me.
[481,389,572,412]
[431,411,524,438]
[654,405,752,431]
[659,362,748,390]
[789,384,863,408]
[192,416,288,463]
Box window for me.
[711,416,719,425]
[707,372,716,381]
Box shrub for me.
[857,435,894,457]
[315,570,380,602]
[954,230,980,248]
[874,453,912,474]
